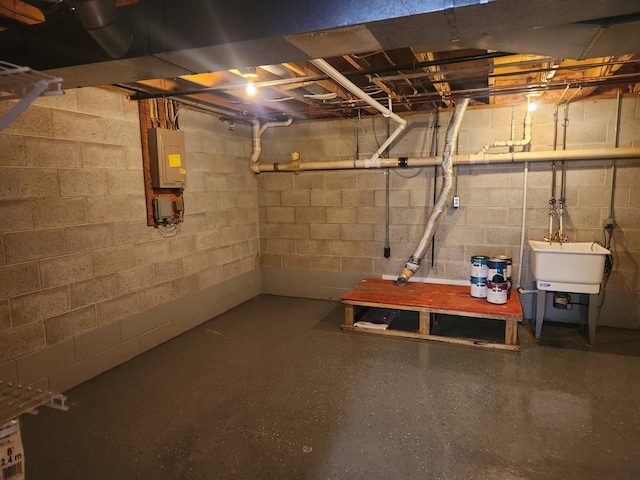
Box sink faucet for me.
[549,230,568,245]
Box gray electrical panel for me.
[153,196,172,222]
[148,127,187,188]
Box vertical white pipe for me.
[516,161,529,288]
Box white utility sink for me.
[529,240,611,294]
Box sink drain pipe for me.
[250,117,293,164]
[397,98,470,286]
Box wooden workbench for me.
[341,278,523,351]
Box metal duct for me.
[397,98,469,286]
[72,0,133,59]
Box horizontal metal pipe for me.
[251,147,640,173]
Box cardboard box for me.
[0,420,24,480]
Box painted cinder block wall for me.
[0,88,261,392]
[0,88,638,394]
[258,96,640,329]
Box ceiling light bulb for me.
[246,80,257,96]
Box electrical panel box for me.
[148,127,187,188]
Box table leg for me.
[505,319,518,345]
[535,289,546,339]
[588,293,598,346]
[343,304,354,327]
[419,311,430,335]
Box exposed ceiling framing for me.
[1,0,639,122]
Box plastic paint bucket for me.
[470,276,487,298]
[487,281,508,304]
[470,255,489,278]
[487,257,507,283]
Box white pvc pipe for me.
[479,109,532,154]
[310,58,408,167]
[252,147,640,173]
[516,161,529,288]
[251,117,293,163]
[311,58,406,126]
[366,122,407,167]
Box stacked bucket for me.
[470,255,511,304]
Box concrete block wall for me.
[258,96,640,328]
[0,88,261,392]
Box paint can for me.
[487,281,508,304]
[470,255,489,278]
[497,255,513,298]
[470,276,487,298]
[487,257,507,283]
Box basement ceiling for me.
[1,0,640,122]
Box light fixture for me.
[239,67,258,95]
[526,92,541,112]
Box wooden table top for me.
[341,278,523,321]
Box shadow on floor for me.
[521,320,640,357]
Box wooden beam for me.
[412,49,453,108]
[0,0,44,25]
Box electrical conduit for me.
[397,98,470,286]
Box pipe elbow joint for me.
[397,266,416,286]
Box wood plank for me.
[341,325,521,352]
[344,304,354,327]
[341,278,523,321]
[341,278,523,350]
[505,319,518,345]
[419,311,430,335]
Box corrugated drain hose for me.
[397,98,470,286]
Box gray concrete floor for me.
[20,295,640,479]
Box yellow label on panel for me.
[168,154,182,167]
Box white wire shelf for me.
[0,381,68,425]
[0,60,63,100]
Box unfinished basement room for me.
[1,0,640,478]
